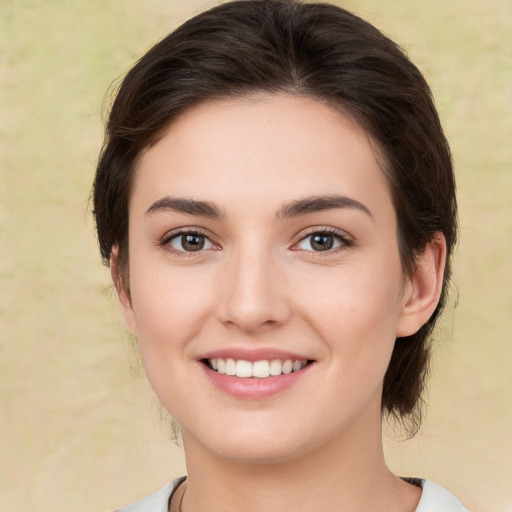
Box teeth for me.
[269,359,282,376]
[292,360,302,372]
[235,360,252,378]
[282,360,293,374]
[253,360,270,378]
[225,358,236,376]
[208,358,308,378]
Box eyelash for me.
[159,228,219,257]
[292,227,353,254]
[159,227,353,256]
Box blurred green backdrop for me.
[1,1,511,511]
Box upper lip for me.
[199,347,313,362]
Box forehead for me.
[131,93,392,218]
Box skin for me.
[112,94,446,512]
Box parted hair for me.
[93,0,457,431]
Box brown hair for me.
[93,0,457,430]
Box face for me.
[118,94,423,465]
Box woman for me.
[92,1,466,510]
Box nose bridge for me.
[219,238,289,331]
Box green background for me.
[1,1,510,511]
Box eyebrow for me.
[276,194,373,220]
[145,194,372,220]
[145,196,224,218]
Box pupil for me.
[183,234,205,251]
[311,234,333,251]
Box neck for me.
[179,411,420,512]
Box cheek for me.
[296,264,402,370]
[128,260,217,356]
[127,265,219,409]
[298,262,402,331]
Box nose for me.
[216,245,292,333]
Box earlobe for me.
[110,247,138,335]
[396,233,447,337]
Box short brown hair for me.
[93,0,457,431]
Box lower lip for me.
[200,363,313,399]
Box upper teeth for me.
[209,358,307,378]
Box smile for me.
[206,358,310,378]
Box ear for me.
[395,233,447,337]
[110,246,138,335]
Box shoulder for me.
[114,476,186,512]
[405,478,468,512]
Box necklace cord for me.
[178,482,186,512]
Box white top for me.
[405,478,468,511]
[115,476,468,512]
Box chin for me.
[212,439,306,466]
[182,416,326,467]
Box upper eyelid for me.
[161,226,215,243]
[295,226,352,241]
[291,227,353,251]
[160,229,219,256]
[158,226,352,248]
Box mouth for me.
[202,358,313,378]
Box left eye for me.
[296,232,344,252]
[169,233,215,252]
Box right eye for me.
[168,232,216,252]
